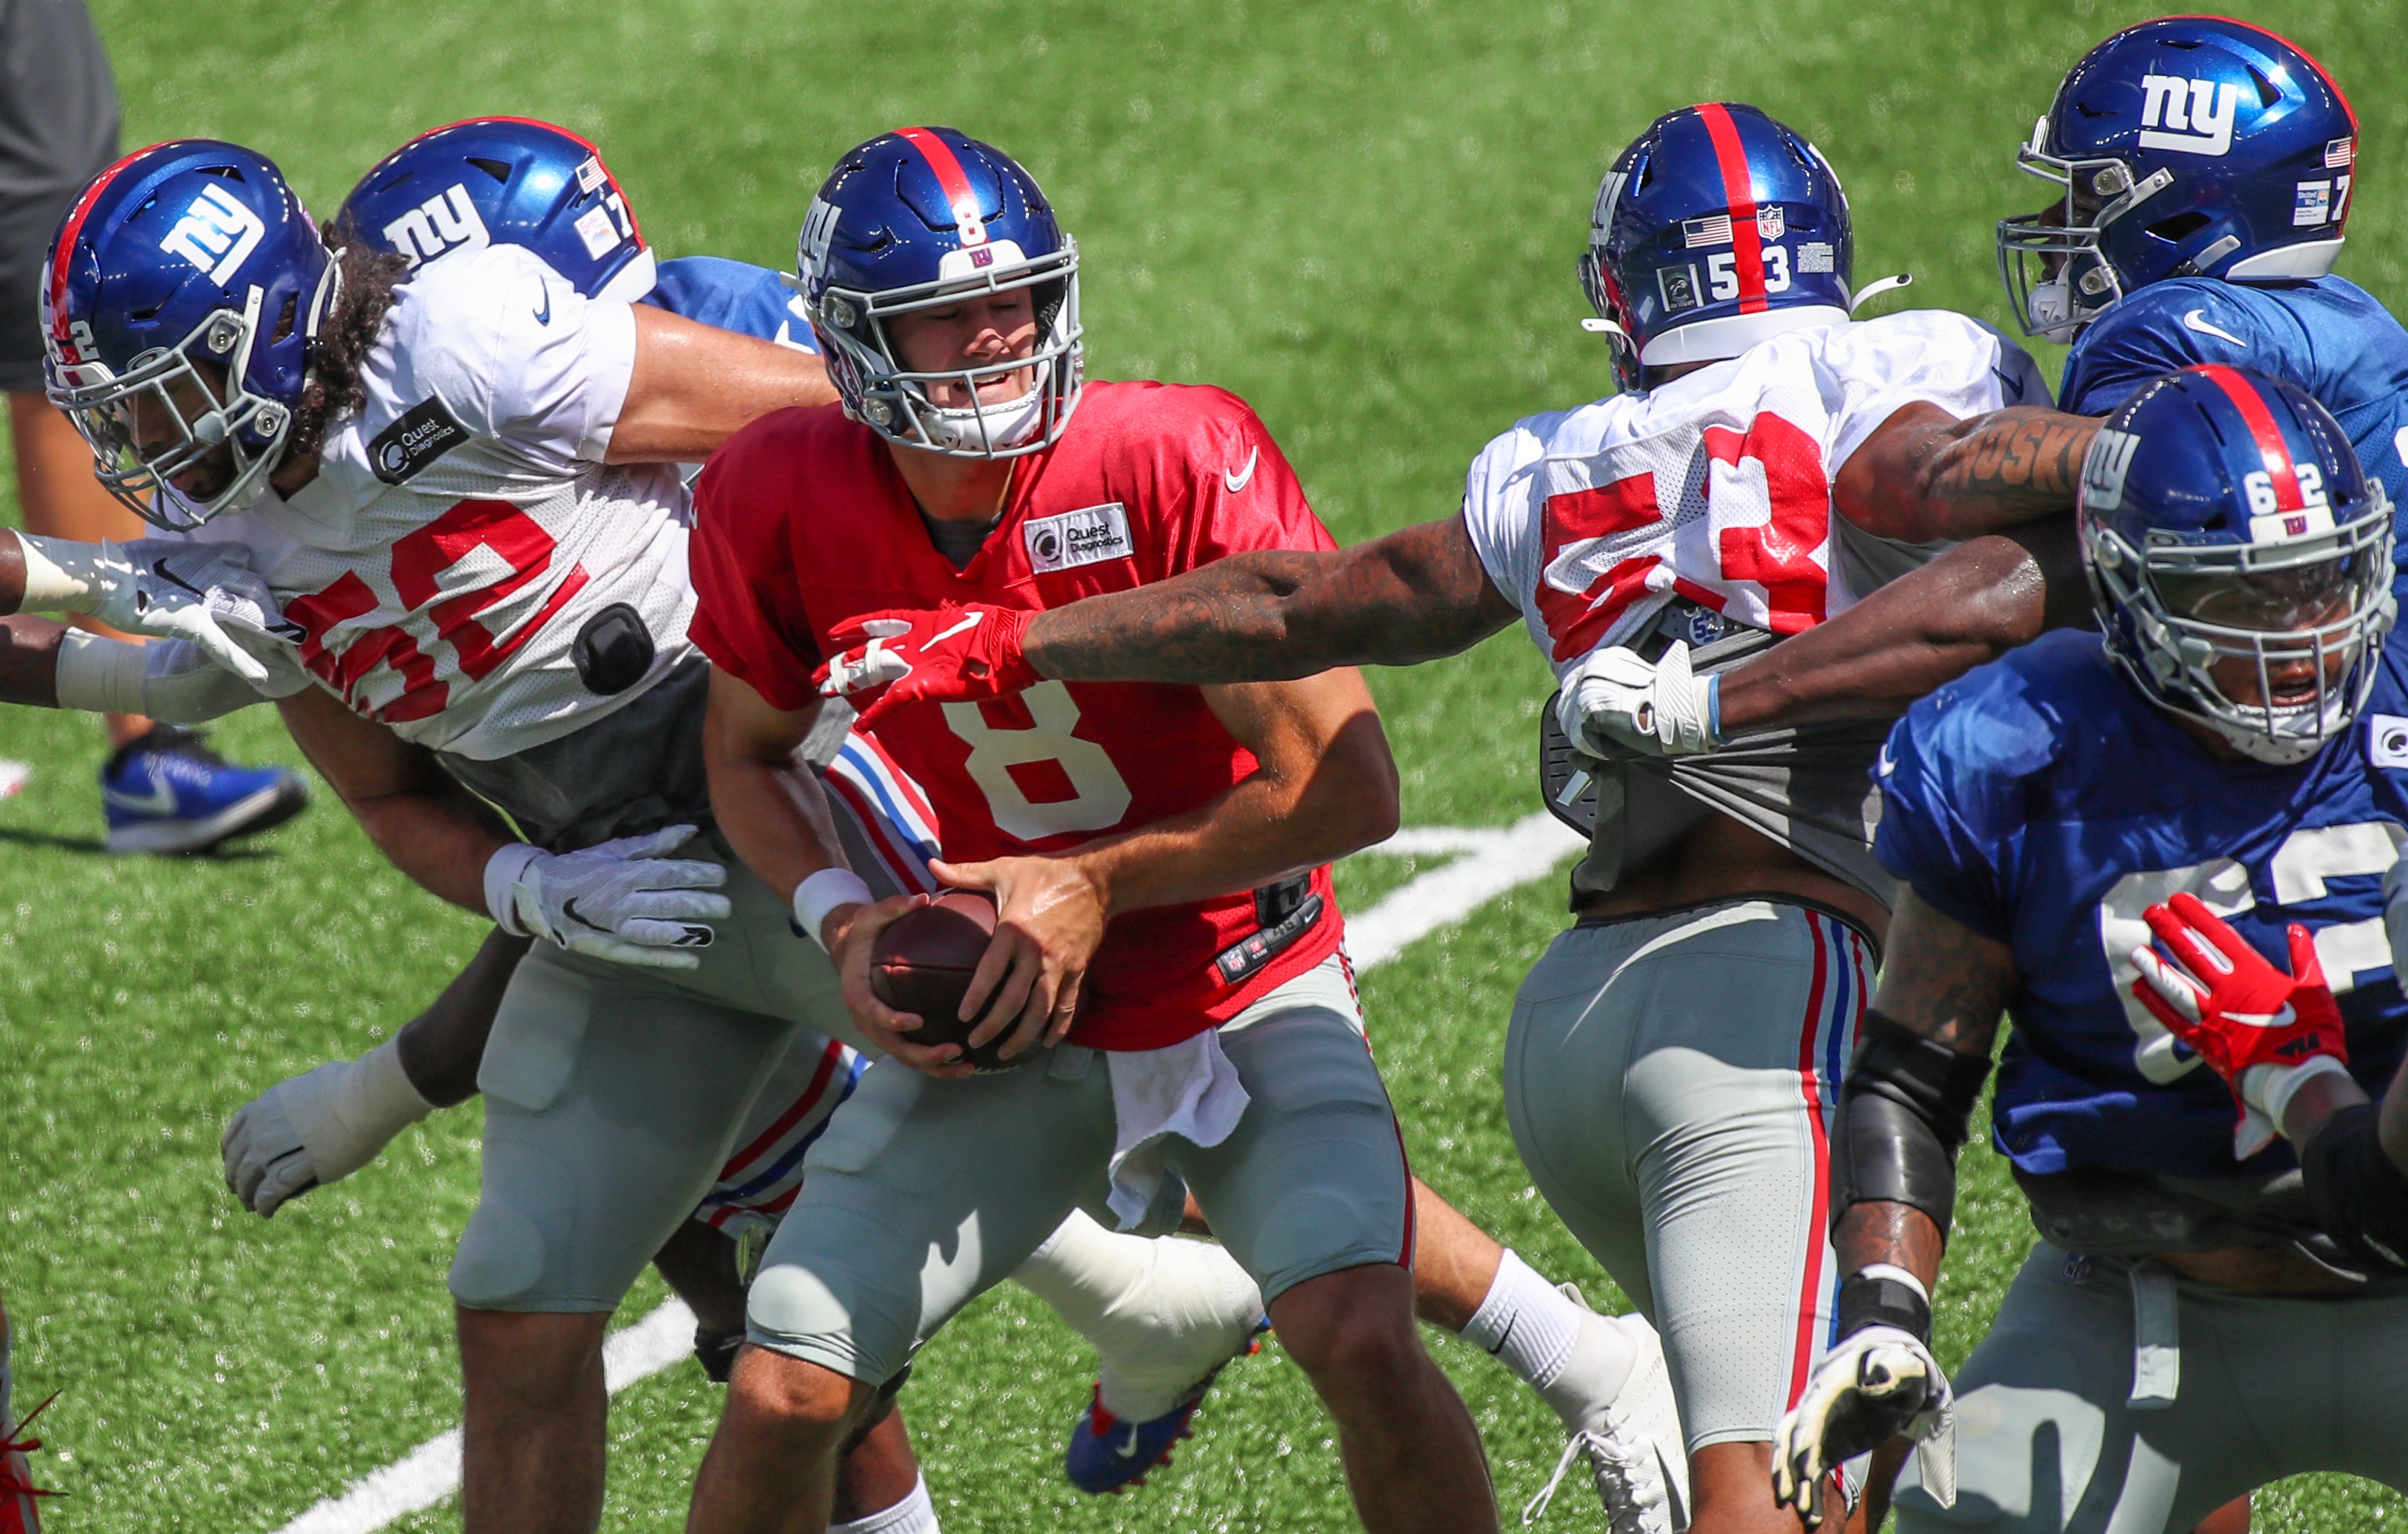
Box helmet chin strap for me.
[916,360,1049,453]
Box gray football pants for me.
[745,960,1412,1387]
[448,833,877,1313]
[1502,898,1876,1450]
[1892,1243,2408,1533]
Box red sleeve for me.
[687,422,825,712]
[1167,390,1339,574]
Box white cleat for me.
[1524,1288,1689,1534]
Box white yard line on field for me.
[267,813,1583,1534]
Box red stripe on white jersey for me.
[2197,364,2306,513]
[1694,105,1769,316]
[895,127,988,246]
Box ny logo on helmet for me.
[381,184,492,270]
[2139,75,2240,157]
[799,196,841,276]
[2081,427,2142,513]
[159,182,266,284]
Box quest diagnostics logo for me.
[1024,502,1134,573]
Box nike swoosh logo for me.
[532,284,553,326]
[2183,310,2246,347]
[103,770,178,817]
[1876,744,1898,777]
[561,896,608,934]
[1224,446,1259,494]
[1112,1423,1144,1460]
[926,612,985,648]
[153,558,308,642]
[2230,1005,2297,1029]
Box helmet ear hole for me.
[270,293,299,345]
[2146,211,2212,244]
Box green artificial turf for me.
[3,1,2405,1527]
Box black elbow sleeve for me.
[1831,1009,1994,1241]
[2303,1103,2408,1277]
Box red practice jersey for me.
[690,380,1348,1050]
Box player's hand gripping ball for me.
[870,889,1038,1072]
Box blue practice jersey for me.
[639,256,819,353]
[1876,629,2408,1181]
[2061,276,2408,515]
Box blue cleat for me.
[100,726,309,855]
[1063,1322,1266,1495]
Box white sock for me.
[1010,1210,1265,1420]
[1460,1250,1638,1432]
[832,1474,939,1534]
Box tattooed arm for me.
[1715,518,2093,734]
[1832,890,2016,1290]
[1025,514,1521,684]
[1836,403,2099,543]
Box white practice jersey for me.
[1463,309,2048,905]
[1462,308,2048,680]
[191,243,694,760]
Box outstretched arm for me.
[1715,518,2091,735]
[1026,514,1520,684]
[1834,403,2097,543]
[605,305,839,463]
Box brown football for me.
[868,889,1032,1072]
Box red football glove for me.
[813,603,1038,725]
[2129,890,2352,1159]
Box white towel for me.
[1104,1027,1251,1228]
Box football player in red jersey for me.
[684,128,1505,1534]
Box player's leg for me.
[1407,1176,1676,1518]
[455,945,797,1534]
[1505,900,1872,1534]
[693,1051,1120,1534]
[1887,1246,2291,1533]
[1169,983,1498,1533]
[814,757,1274,1476]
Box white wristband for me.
[54,628,149,715]
[793,867,875,951]
[1854,1262,1931,1305]
[482,843,545,935]
[14,531,121,616]
[2244,1054,2356,1138]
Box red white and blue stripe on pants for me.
[1785,909,1874,1410]
[692,731,940,1232]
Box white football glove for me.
[1557,639,1721,759]
[484,825,733,970]
[1772,1319,1956,1528]
[13,532,288,685]
[221,1037,435,1218]
[54,631,309,723]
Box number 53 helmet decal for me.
[1579,103,1856,395]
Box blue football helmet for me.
[797,126,1080,457]
[41,139,336,530]
[338,117,653,302]
[2081,364,2393,763]
[1999,17,2359,341]
[1580,103,1855,393]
